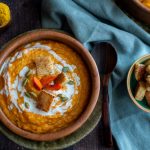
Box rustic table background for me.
[0,0,118,149]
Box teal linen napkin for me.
[41,0,150,149]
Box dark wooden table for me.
[0,0,118,149]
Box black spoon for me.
[91,42,117,147]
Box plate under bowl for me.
[0,29,100,141]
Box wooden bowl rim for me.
[132,0,150,13]
[0,29,100,141]
[127,54,150,113]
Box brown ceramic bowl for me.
[116,0,150,25]
[0,29,100,141]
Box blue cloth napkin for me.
[41,0,150,149]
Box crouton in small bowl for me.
[127,54,150,112]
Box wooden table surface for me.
[0,0,118,149]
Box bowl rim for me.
[0,29,100,141]
[127,54,150,113]
[132,0,150,13]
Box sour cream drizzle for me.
[0,42,81,116]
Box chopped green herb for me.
[25,69,32,77]
[22,78,28,86]
[62,66,69,73]
[57,94,68,102]
[29,92,37,98]
[25,102,29,109]
[57,94,63,97]
[25,92,31,98]
[68,80,74,85]
[61,96,68,102]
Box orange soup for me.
[0,41,90,133]
[140,0,150,8]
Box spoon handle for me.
[102,76,113,147]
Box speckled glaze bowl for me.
[127,54,150,113]
[117,0,150,25]
[0,29,100,141]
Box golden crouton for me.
[144,60,150,66]
[34,56,54,76]
[145,75,150,84]
[36,91,53,112]
[146,65,150,74]
[134,63,145,81]
[145,92,150,106]
[146,82,150,91]
[135,81,146,101]
[54,73,68,85]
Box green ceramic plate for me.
[127,55,150,112]
[0,29,102,150]
[0,97,101,150]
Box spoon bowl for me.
[93,43,117,74]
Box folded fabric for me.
[41,0,150,149]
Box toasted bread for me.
[54,73,68,85]
[145,75,150,84]
[145,92,150,106]
[144,60,150,66]
[146,65,150,74]
[37,91,53,112]
[135,81,146,101]
[146,82,150,91]
[34,56,53,76]
[134,63,145,81]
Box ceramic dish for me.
[0,29,100,141]
[116,0,150,25]
[0,97,101,150]
[127,54,150,113]
[139,0,150,9]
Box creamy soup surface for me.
[140,0,150,8]
[0,40,90,133]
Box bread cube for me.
[134,63,145,81]
[36,91,53,112]
[54,73,68,85]
[145,75,150,84]
[34,56,54,76]
[144,60,150,66]
[145,65,150,74]
[146,82,150,91]
[145,92,150,106]
[135,81,146,101]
